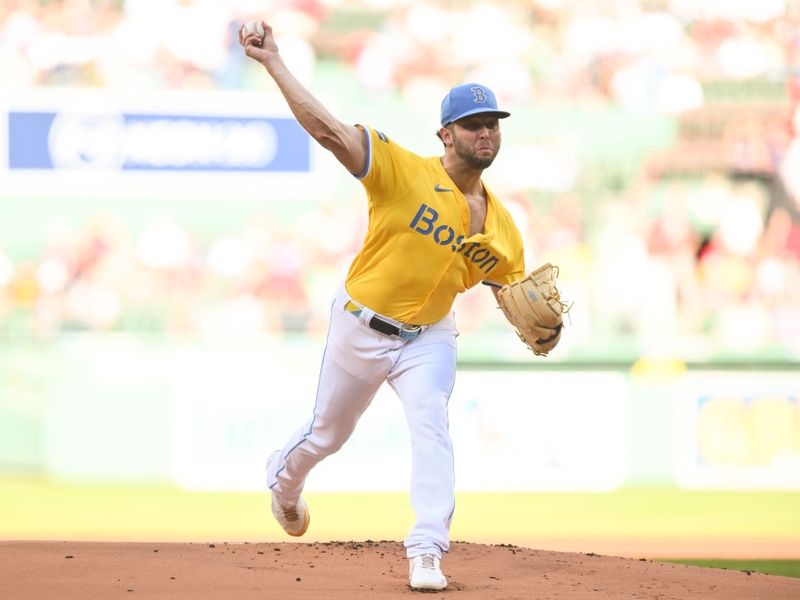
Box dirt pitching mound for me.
[2,540,798,599]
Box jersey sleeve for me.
[496,229,526,285]
[483,205,526,286]
[354,125,417,206]
[506,240,526,284]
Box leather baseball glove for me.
[496,263,570,357]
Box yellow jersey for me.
[345,125,525,325]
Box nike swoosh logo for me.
[434,184,453,192]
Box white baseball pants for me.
[266,283,459,559]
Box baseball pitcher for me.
[240,19,566,592]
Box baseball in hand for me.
[242,21,265,45]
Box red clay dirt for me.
[2,540,799,599]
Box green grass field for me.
[1,477,798,577]
[663,560,800,578]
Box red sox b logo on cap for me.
[470,86,487,104]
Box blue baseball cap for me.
[440,83,510,126]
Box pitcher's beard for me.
[454,138,498,170]
[462,153,495,169]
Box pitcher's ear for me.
[437,126,453,146]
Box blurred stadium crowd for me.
[1,0,797,103]
[1,0,799,361]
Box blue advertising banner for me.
[8,110,310,172]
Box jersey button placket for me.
[456,191,471,240]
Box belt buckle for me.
[398,325,422,340]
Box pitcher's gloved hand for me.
[496,263,570,357]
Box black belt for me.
[344,300,422,340]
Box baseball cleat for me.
[409,553,447,591]
[266,451,310,537]
[270,494,310,537]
